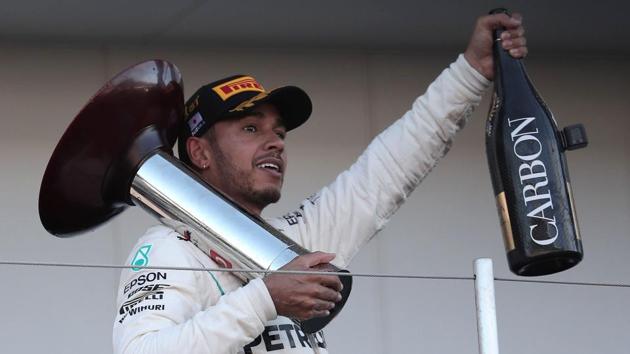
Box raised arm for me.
[269,12,527,267]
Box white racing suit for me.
[113,54,490,354]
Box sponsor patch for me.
[119,284,170,314]
[187,112,205,136]
[124,272,167,294]
[282,211,303,226]
[131,244,152,271]
[118,304,166,324]
[212,76,265,101]
[306,193,320,206]
[210,250,233,269]
[243,324,326,353]
[126,283,170,299]
[184,95,200,116]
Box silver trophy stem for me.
[130,150,308,282]
[130,150,353,333]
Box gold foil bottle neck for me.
[566,182,581,241]
[496,192,516,251]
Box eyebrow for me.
[247,110,264,118]
[240,111,286,130]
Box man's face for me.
[202,103,287,214]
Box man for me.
[114,12,527,354]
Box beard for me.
[208,141,282,210]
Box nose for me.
[264,131,285,153]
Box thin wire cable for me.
[494,277,630,288]
[0,260,471,280]
[1,260,629,288]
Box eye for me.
[243,125,257,133]
[276,131,286,140]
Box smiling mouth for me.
[256,162,282,173]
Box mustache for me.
[256,151,284,160]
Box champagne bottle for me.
[485,8,588,276]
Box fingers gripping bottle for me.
[485,8,588,276]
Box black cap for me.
[178,75,312,164]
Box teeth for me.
[257,163,279,171]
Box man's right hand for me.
[464,12,527,81]
[263,252,343,321]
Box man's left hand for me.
[464,12,528,80]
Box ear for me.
[186,137,213,170]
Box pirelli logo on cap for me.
[213,76,265,101]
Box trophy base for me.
[300,270,353,334]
